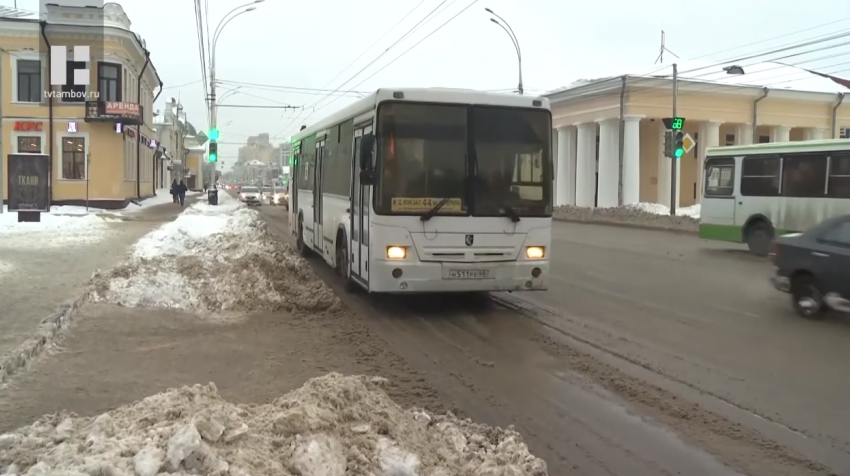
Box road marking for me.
[711,305,760,318]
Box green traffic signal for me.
[673,131,684,159]
[209,141,218,162]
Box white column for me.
[622,116,641,205]
[736,124,753,145]
[697,121,722,204]
[803,128,826,141]
[555,126,577,206]
[770,125,791,143]
[596,118,619,208]
[575,122,597,207]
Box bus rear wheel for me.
[745,221,774,257]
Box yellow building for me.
[546,61,850,209]
[1,3,162,209]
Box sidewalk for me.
[0,195,199,382]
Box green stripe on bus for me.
[699,224,742,242]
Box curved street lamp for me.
[485,8,523,95]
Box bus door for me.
[290,144,300,235]
[703,157,737,226]
[313,139,325,251]
[351,126,372,282]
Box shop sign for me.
[14,121,43,132]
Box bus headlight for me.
[526,246,545,259]
[386,246,407,259]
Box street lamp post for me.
[485,8,523,95]
[208,0,262,190]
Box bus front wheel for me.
[296,217,310,257]
[745,221,774,257]
[336,232,356,292]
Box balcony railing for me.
[85,101,144,126]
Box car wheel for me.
[746,221,774,257]
[790,273,828,319]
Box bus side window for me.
[704,157,735,197]
[828,155,850,198]
[782,153,827,197]
[740,156,780,197]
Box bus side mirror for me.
[360,134,375,170]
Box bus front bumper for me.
[368,260,549,293]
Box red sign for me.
[105,102,141,117]
[14,122,43,131]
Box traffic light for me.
[674,131,685,158]
[209,128,220,141]
[664,131,674,158]
[209,141,218,163]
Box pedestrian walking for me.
[170,179,179,204]
[177,180,188,207]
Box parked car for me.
[770,215,850,318]
[238,186,262,206]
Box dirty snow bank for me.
[88,192,337,313]
[0,373,548,476]
[554,203,700,233]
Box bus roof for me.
[706,139,850,157]
[290,88,550,144]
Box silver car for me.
[238,186,262,206]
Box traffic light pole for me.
[670,63,678,216]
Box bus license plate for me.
[447,269,490,279]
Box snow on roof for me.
[547,60,850,96]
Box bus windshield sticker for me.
[391,197,463,213]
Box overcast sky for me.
[12,0,850,170]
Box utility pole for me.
[670,63,678,216]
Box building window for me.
[17,59,41,103]
[758,135,770,144]
[98,62,122,101]
[62,136,86,180]
[17,136,42,153]
[61,60,87,103]
[725,133,735,146]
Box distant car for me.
[238,186,262,206]
[770,215,850,318]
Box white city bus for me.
[701,140,850,255]
[287,88,553,293]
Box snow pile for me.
[630,202,701,219]
[88,192,337,313]
[0,208,117,248]
[49,190,200,217]
[0,373,548,476]
[0,259,12,280]
[554,203,700,233]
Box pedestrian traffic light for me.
[674,131,685,158]
[209,128,219,141]
[209,141,218,162]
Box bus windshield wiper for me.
[420,197,453,222]
[500,204,521,223]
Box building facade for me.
[237,133,272,165]
[546,63,850,210]
[0,3,162,208]
[153,98,208,190]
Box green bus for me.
[701,140,850,255]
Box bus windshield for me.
[374,102,552,217]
